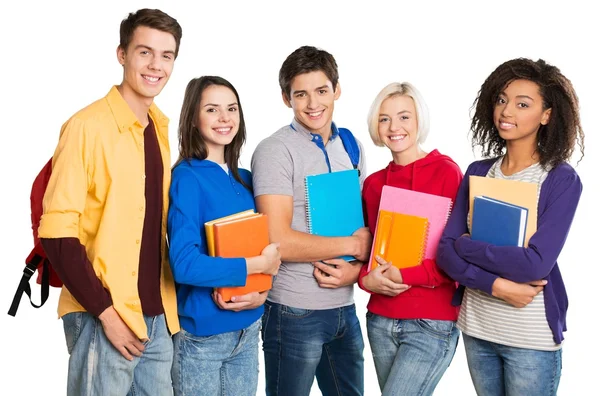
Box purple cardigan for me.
[436,158,582,344]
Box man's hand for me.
[212,290,268,312]
[363,259,411,296]
[492,278,547,308]
[98,306,145,361]
[313,258,361,289]
[352,227,373,263]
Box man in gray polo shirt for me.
[251,46,372,396]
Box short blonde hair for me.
[367,82,430,147]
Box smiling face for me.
[378,94,420,160]
[196,84,240,160]
[117,26,176,104]
[283,70,340,136]
[493,79,552,148]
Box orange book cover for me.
[369,210,429,271]
[213,214,272,301]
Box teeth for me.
[214,128,231,133]
[389,135,406,141]
[143,75,159,82]
[500,122,515,128]
[308,111,323,117]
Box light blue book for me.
[471,196,529,247]
[305,169,364,261]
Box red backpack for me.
[8,158,63,316]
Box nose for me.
[219,110,231,122]
[390,117,401,132]
[307,93,318,110]
[500,102,512,118]
[148,54,162,71]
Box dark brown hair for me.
[471,58,584,169]
[119,9,183,57]
[177,76,250,191]
[279,46,339,99]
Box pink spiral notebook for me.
[369,186,453,267]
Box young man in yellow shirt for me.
[38,9,182,395]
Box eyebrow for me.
[499,92,535,101]
[379,110,412,116]
[202,102,239,108]
[133,44,176,55]
[292,85,330,95]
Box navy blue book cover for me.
[471,196,528,247]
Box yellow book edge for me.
[204,209,256,257]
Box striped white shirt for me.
[458,157,561,351]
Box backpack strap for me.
[8,252,50,317]
[338,127,361,176]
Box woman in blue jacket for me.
[437,58,584,396]
[168,76,281,396]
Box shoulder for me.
[364,167,387,190]
[465,158,498,176]
[545,162,583,192]
[171,161,201,185]
[238,168,253,184]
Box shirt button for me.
[139,206,144,211]
[142,175,146,179]
[131,271,136,276]
[136,239,140,244]
[129,127,133,132]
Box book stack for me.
[204,210,272,301]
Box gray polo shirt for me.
[251,119,366,310]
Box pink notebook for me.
[369,186,453,267]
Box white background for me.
[1,1,598,395]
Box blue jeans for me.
[261,301,364,396]
[463,333,562,396]
[366,312,459,396]
[62,312,173,396]
[172,318,260,396]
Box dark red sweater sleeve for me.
[41,237,112,316]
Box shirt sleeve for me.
[41,237,112,316]
[38,117,90,239]
[251,137,294,197]
[454,170,583,282]
[436,163,499,295]
[167,167,248,288]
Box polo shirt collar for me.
[290,118,340,142]
[105,85,169,134]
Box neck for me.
[117,83,153,127]
[392,145,427,166]
[206,145,226,164]
[503,138,539,175]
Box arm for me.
[168,168,271,288]
[454,170,582,282]
[255,194,371,262]
[37,118,143,360]
[436,164,500,295]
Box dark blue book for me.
[471,196,529,247]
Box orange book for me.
[212,213,272,301]
[369,210,429,271]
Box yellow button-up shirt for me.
[38,86,179,338]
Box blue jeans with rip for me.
[463,333,562,396]
[172,318,260,396]
[261,301,364,396]
[366,312,459,396]
[62,311,173,396]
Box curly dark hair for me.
[470,58,584,168]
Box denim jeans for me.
[62,312,173,396]
[172,318,260,396]
[366,312,459,396]
[261,301,364,396]
[463,333,562,396]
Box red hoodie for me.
[358,149,463,321]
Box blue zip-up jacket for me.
[168,159,262,336]
[437,158,582,344]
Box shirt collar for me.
[290,118,339,141]
[105,85,169,134]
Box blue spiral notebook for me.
[471,196,529,247]
[305,169,364,261]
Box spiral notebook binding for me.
[444,201,454,225]
[418,220,431,264]
[305,180,313,234]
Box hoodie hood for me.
[385,149,457,190]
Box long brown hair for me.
[176,76,251,191]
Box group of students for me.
[36,7,584,396]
